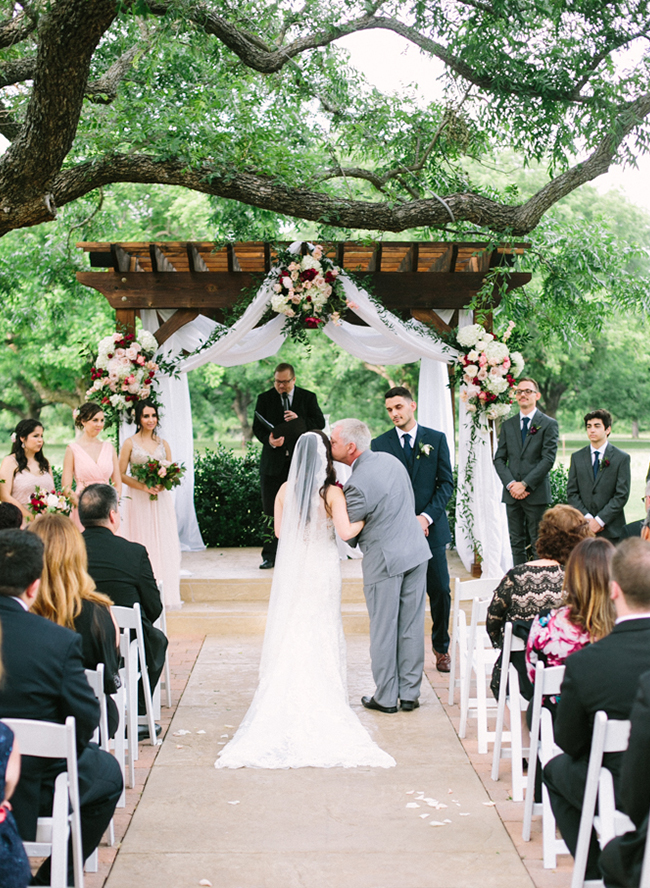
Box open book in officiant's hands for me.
[255,412,307,447]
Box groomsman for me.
[567,408,631,542]
[371,387,454,672]
[252,363,325,569]
[494,378,559,565]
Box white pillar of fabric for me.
[454,310,512,577]
[417,358,455,469]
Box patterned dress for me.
[525,605,591,698]
[0,722,31,888]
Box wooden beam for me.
[410,309,452,334]
[187,244,209,273]
[154,309,200,345]
[111,244,131,273]
[77,270,531,311]
[115,308,136,336]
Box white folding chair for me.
[155,582,172,709]
[458,596,500,754]
[3,716,84,888]
[449,577,501,705]
[83,665,115,872]
[571,711,634,888]
[491,621,529,800]
[112,603,159,749]
[522,662,570,868]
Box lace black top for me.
[486,563,565,648]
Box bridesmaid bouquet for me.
[28,487,74,517]
[131,459,185,500]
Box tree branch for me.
[0,10,36,49]
[0,58,36,88]
[84,43,143,103]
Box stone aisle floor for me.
[88,634,573,888]
[103,635,534,888]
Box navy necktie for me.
[593,451,600,480]
[403,434,414,467]
[521,416,530,445]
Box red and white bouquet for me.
[28,487,74,518]
[269,244,349,337]
[131,459,185,500]
[86,330,160,424]
[452,321,525,424]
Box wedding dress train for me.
[215,433,395,770]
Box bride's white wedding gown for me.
[215,434,395,770]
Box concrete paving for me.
[107,634,533,888]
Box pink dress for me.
[12,468,55,510]
[120,438,182,610]
[526,605,591,701]
[69,440,115,531]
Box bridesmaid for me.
[62,402,122,531]
[119,399,182,609]
[0,419,55,522]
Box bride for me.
[215,430,395,770]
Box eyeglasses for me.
[515,389,536,396]
[274,377,294,386]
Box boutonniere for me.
[600,459,610,470]
[417,443,433,459]
[529,424,541,436]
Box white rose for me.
[464,364,479,378]
[486,376,509,395]
[467,350,479,361]
[510,351,525,376]
[485,341,509,365]
[456,324,484,348]
[46,493,59,509]
[110,394,123,408]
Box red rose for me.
[304,317,323,329]
[300,268,318,282]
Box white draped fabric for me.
[129,249,511,572]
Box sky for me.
[339,30,650,217]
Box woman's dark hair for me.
[536,504,593,565]
[315,430,337,507]
[11,419,50,475]
[75,402,104,430]
[0,503,23,530]
[134,399,160,435]
[563,537,615,640]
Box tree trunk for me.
[632,419,639,439]
[232,387,253,442]
[539,381,567,418]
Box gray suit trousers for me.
[363,562,427,708]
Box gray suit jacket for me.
[493,411,559,505]
[567,442,631,541]
[344,450,431,585]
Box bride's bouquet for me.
[131,459,185,500]
[28,487,74,518]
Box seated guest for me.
[0,502,23,530]
[487,504,593,697]
[79,483,167,737]
[600,668,650,888]
[543,538,650,881]
[526,536,616,705]
[28,512,121,737]
[0,529,122,885]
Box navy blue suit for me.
[372,425,454,652]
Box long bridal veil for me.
[215,432,395,769]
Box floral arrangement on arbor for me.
[28,486,73,518]
[131,458,186,500]
[269,244,350,341]
[451,321,524,426]
[86,330,161,425]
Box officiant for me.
[253,363,325,569]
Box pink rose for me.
[158,467,167,478]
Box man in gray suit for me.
[494,378,559,564]
[331,419,431,713]
[567,409,631,542]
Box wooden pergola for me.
[76,240,531,344]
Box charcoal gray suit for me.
[494,410,559,564]
[344,450,431,708]
[567,442,631,542]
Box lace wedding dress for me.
[215,432,395,770]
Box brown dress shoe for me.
[435,651,451,673]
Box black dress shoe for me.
[361,695,398,713]
[138,723,162,741]
[259,559,275,569]
[400,699,420,711]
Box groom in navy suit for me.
[372,387,454,672]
